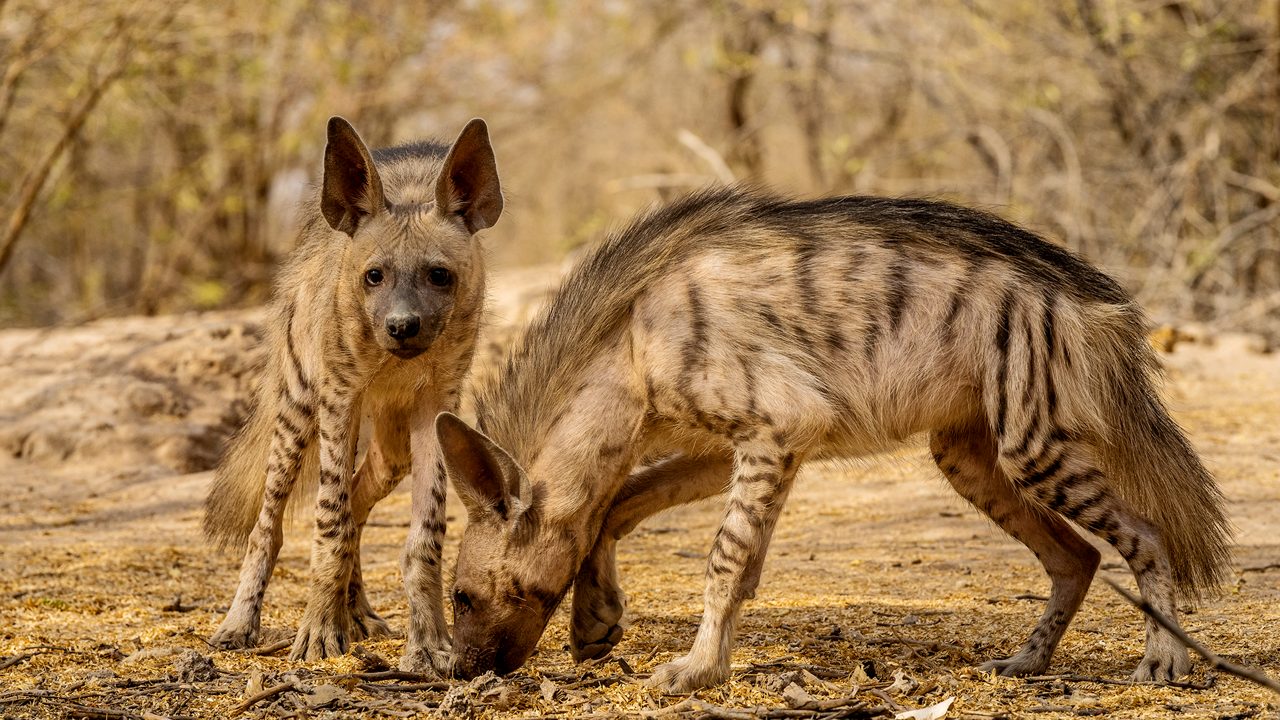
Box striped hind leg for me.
[931,426,1099,676]
[989,290,1189,680]
[999,431,1190,681]
[570,451,732,661]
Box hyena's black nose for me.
[386,314,421,340]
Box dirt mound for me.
[0,312,264,478]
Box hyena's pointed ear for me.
[436,412,525,522]
[321,116,386,236]
[435,118,503,234]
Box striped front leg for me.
[571,452,733,662]
[290,384,360,661]
[647,441,799,693]
[211,387,314,649]
[398,398,453,676]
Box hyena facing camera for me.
[203,116,502,674]
[434,187,1230,692]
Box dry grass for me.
[2,334,1279,719]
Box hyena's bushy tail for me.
[1069,303,1232,600]
[202,372,318,550]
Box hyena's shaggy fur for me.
[436,187,1230,691]
[203,117,502,673]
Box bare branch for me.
[1102,577,1280,695]
[0,31,132,274]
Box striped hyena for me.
[203,116,502,674]
[434,187,1230,691]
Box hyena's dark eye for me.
[428,267,453,288]
[364,268,384,286]
[453,588,472,612]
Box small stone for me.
[782,681,816,708]
[173,649,217,682]
[304,684,347,708]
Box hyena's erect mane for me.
[473,186,765,463]
[474,185,1230,599]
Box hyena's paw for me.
[572,623,624,663]
[348,593,391,641]
[399,641,452,677]
[289,602,354,661]
[1131,635,1191,683]
[209,612,260,650]
[646,654,729,694]
[569,581,626,662]
[978,647,1052,677]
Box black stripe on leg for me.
[1017,449,1065,490]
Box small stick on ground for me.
[324,670,444,684]
[1102,576,1280,695]
[0,653,33,670]
[232,681,296,715]
[233,638,292,656]
[357,682,449,693]
[1024,674,1139,687]
[63,702,141,719]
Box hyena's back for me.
[563,189,1229,599]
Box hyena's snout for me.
[452,643,532,679]
[385,313,421,340]
[381,307,445,359]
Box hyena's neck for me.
[488,336,647,552]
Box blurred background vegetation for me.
[0,0,1276,337]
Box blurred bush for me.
[0,0,1276,337]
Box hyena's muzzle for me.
[451,608,549,679]
[377,280,453,359]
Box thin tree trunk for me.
[0,64,126,275]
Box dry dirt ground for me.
[1,270,1277,719]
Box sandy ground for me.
[0,280,1277,719]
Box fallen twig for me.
[232,680,296,715]
[233,638,292,656]
[357,682,448,693]
[861,634,970,656]
[326,670,440,683]
[1026,705,1105,716]
[1102,577,1280,695]
[743,660,850,680]
[1024,673,1138,687]
[63,702,141,719]
[0,653,33,670]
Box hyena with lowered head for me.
[203,116,502,674]
[434,187,1231,691]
